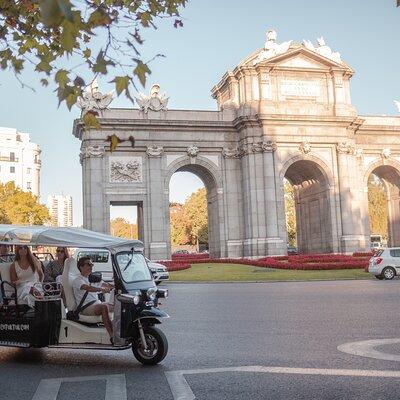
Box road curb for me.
[165,277,374,284]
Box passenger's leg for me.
[92,304,113,338]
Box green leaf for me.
[112,76,130,96]
[133,61,151,87]
[11,58,24,74]
[39,0,63,27]
[35,60,52,74]
[40,78,49,86]
[59,22,77,52]
[55,69,69,88]
[57,0,74,21]
[83,112,101,130]
[65,91,78,110]
[93,51,114,74]
[88,9,111,27]
[83,48,91,59]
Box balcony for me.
[0,156,19,162]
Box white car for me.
[145,258,169,285]
[73,249,169,284]
[368,248,400,280]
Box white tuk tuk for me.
[0,225,169,365]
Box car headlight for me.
[147,287,157,301]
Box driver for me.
[73,257,114,342]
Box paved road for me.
[1,280,400,399]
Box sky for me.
[0,0,399,226]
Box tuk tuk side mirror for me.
[88,272,102,283]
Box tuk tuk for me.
[0,225,169,365]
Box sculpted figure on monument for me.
[222,147,240,158]
[187,145,200,157]
[136,84,169,113]
[303,37,342,64]
[253,29,292,65]
[299,141,311,155]
[336,142,355,154]
[381,148,392,159]
[146,145,164,157]
[394,100,400,112]
[76,79,114,112]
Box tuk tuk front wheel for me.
[132,326,168,365]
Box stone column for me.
[222,148,243,258]
[240,140,286,257]
[80,145,106,233]
[146,146,168,260]
[262,141,286,255]
[336,142,366,253]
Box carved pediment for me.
[251,47,351,71]
[275,54,331,70]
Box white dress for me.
[15,261,40,306]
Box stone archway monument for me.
[73,30,400,260]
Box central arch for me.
[283,158,334,254]
[166,158,222,258]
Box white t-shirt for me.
[72,275,100,308]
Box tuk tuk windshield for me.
[116,251,152,283]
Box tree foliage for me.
[110,217,138,239]
[0,0,186,109]
[368,174,388,238]
[170,188,208,246]
[0,181,50,224]
[284,179,296,246]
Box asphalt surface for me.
[1,279,400,399]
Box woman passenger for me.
[10,245,43,305]
[44,247,70,283]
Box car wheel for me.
[375,275,384,280]
[383,267,396,280]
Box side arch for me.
[363,158,400,247]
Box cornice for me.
[73,117,236,140]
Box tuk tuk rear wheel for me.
[132,326,168,365]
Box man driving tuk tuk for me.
[73,256,114,342]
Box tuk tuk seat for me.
[61,258,103,324]
[0,262,29,306]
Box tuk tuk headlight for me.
[133,294,141,305]
[147,287,157,301]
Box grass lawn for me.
[169,263,373,282]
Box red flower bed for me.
[161,253,369,271]
[353,252,373,257]
[158,261,191,271]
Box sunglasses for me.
[84,262,94,268]
[19,246,28,250]
[56,249,65,253]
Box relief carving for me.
[146,145,164,158]
[79,145,105,164]
[187,145,200,157]
[109,157,142,183]
[222,147,240,158]
[381,148,391,159]
[299,141,311,155]
[336,142,355,155]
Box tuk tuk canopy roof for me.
[0,225,143,251]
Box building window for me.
[27,182,31,190]
[10,152,15,162]
[27,167,31,174]
[10,166,15,173]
